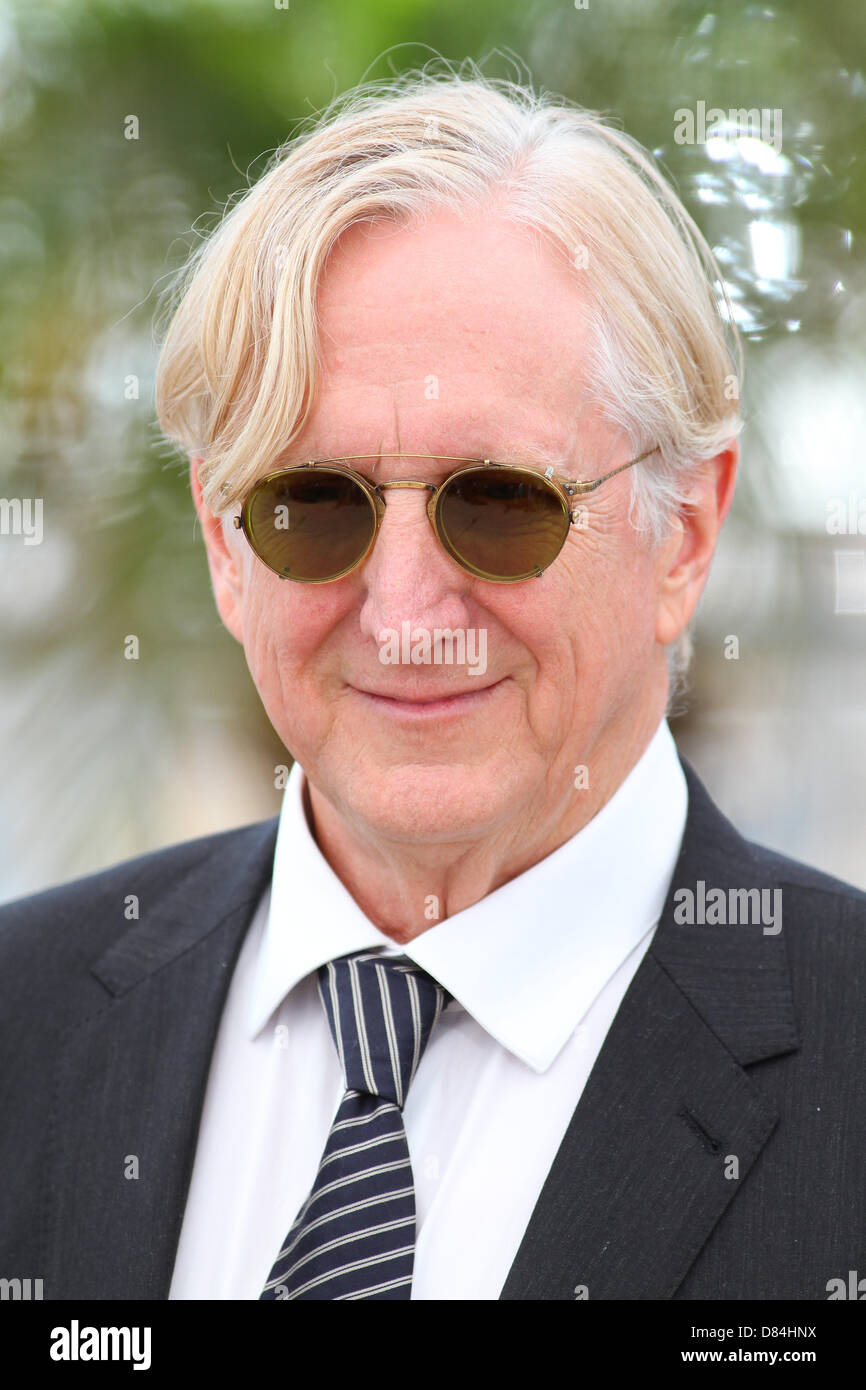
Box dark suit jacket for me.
[1,756,864,1300]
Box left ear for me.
[655,442,739,646]
[190,452,247,644]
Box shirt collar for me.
[248,719,688,1073]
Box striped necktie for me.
[260,948,451,1300]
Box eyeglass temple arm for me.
[567,446,657,495]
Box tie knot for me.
[317,950,451,1107]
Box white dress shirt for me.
[169,718,688,1300]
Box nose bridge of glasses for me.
[373,479,438,495]
[373,478,439,530]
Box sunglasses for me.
[232,449,656,584]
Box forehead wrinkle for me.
[267,398,596,478]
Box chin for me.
[337,760,517,844]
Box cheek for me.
[496,525,659,692]
[238,578,331,684]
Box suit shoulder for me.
[0,816,278,966]
[742,834,866,909]
[680,755,866,915]
[739,836,866,984]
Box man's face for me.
[196,209,715,850]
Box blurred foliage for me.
[1,0,864,893]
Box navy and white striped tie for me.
[260,949,451,1300]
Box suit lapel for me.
[44,817,279,1300]
[500,757,799,1300]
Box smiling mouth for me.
[350,679,505,713]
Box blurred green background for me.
[1,0,864,899]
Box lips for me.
[354,681,499,704]
[349,679,505,716]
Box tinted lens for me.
[435,467,569,580]
[244,468,376,582]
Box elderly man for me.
[1,72,864,1303]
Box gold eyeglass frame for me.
[232,448,657,584]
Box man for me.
[1,71,864,1302]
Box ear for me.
[655,442,739,647]
[190,454,245,643]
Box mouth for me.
[349,678,506,719]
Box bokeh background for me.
[1,0,864,901]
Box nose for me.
[357,484,473,643]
